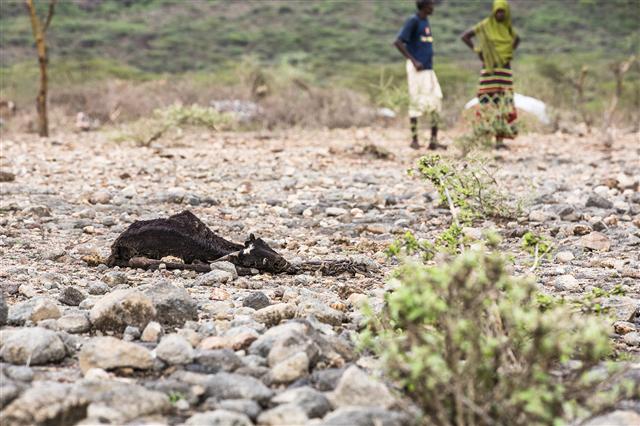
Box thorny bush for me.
[414,154,521,223]
[362,247,632,426]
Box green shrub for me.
[362,248,626,426]
[413,154,521,223]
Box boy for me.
[394,0,445,150]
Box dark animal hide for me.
[106,210,289,274]
[105,210,376,276]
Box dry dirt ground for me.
[0,127,638,425]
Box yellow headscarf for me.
[474,0,517,71]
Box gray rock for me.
[310,367,346,391]
[329,366,395,409]
[296,300,343,326]
[123,325,141,341]
[582,410,640,426]
[205,372,274,404]
[0,382,85,426]
[89,190,112,204]
[253,303,296,326]
[212,399,262,421]
[586,194,613,209]
[555,251,575,263]
[272,386,332,418]
[4,365,33,382]
[77,379,170,424]
[0,380,21,409]
[623,332,640,346]
[89,289,156,333]
[554,274,580,291]
[102,271,127,286]
[320,406,410,426]
[326,207,348,216]
[87,281,109,295]
[210,261,239,279]
[196,270,234,286]
[59,286,86,306]
[57,313,91,334]
[0,327,66,365]
[156,334,194,365]
[185,409,252,426]
[0,293,8,326]
[242,292,270,310]
[257,403,308,425]
[267,351,310,384]
[143,280,197,328]
[141,321,163,342]
[8,297,61,325]
[194,349,244,373]
[78,336,153,373]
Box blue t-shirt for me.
[397,14,434,70]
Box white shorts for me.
[406,60,443,118]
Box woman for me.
[461,0,520,148]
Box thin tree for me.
[25,0,57,137]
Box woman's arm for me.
[461,28,475,50]
[461,28,483,62]
[513,35,521,50]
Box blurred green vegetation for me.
[1,0,638,127]
[1,0,638,72]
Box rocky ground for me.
[0,126,638,425]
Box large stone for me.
[579,231,611,251]
[59,286,87,306]
[253,303,296,326]
[586,194,613,209]
[57,313,91,334]
[272,386,332,418]
[185,409,252,426]
[329,366,395,409]
[211,399,261,421]
[268,352,310,384]
[78,379,170,424]
[78,336,153,373]
[0,293,8,326]
[320,406,410,426]
[582,410,640,426]
[194,349,244,373]
[0,382,87,426]
[195,270,234,286]
[205,372,274,404]
[141,321,163,342]
[242,291,270,310]
[257,403,308,425]
[89,289,156,333]
[296,300,344,326]
[143,280,197,328]
[554,274,580,291]
[0,327,66,365]
[8,297,61,325]
[199,330,258,351]
[156,334,194,365]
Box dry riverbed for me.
[0,127,639,425]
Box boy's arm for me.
[394,39,424,70]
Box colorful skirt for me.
[477,67,517,139]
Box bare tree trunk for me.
[25,0,57,137]
[603,56,636,147]
[571,66,591,131]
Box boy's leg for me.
[427,111,446,150]
[410,117,420,149]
